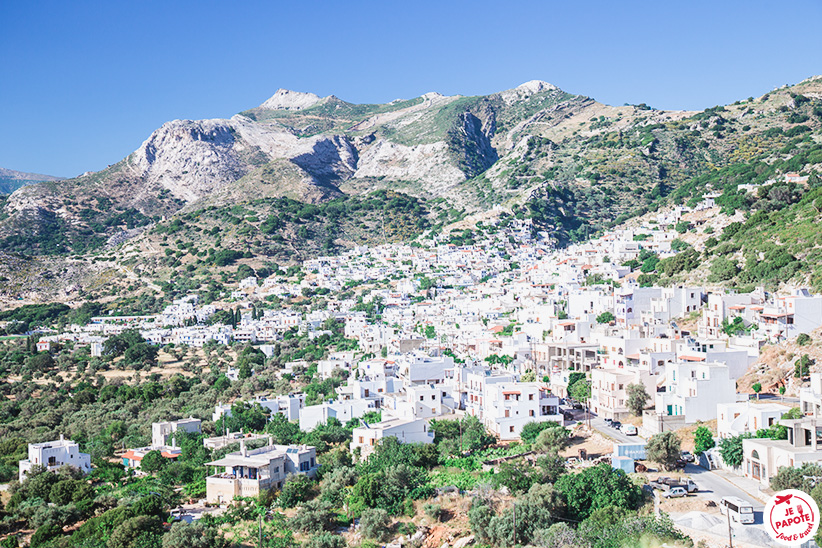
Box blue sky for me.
[1,0,820,177]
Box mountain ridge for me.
[1,76,821,260]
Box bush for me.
[162,521,230,548]
[423,503,444,522]
[359,507,392,541]
[718,434,749,468]
[797,333,812,346]
[304,533,347,548]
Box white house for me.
[652,361,742,425]
[151,417,202,448]
[717,401,794,439]
[205,440,317,504]
[19,435,91,481]
[483,382,562,441]
[351,418,434,459]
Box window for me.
[419,396,424,401]
[431,395,436,400]
[529,410,535,417]
[510,426,515,433]
[358,437,364,444]
[505,410,510,418]
[529,394,534,400]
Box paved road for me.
[684,464,765,522]
[590,416,646,444]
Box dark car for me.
[611,421,622,429]
[604,418,613,426]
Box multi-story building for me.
[19,435,91,481]
[151,417,201,448]
[483,382,561,441]
[205,440,317,504]
[652,362,740,426]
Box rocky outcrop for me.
[131,119,246,202]
[259,89,322,111]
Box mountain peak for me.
[515,80,558,93]
[259,89,322,111]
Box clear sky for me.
[1,0,820,177]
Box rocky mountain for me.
[0,167,63,195]
[2,76,822,259]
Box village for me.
[19,185,822,547]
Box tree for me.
[646,431,681,471]
[493,460,539,494]
[779,385,787,401]
[570,378,591,403]
[554,463,643,522]
[359,508,392,541]
[718,434,749,468]
[290,500,336,533]
[797,333,812,346]
[106,515,164,548]
[796,354,814,378]
[567,371,586,396]
[520,421,562,444]
[278,474,314,508]
[138,451,167,474]
[693,426,715,456]
[596,311,615,324]
[752,382,762,399]
[162,522,230,548]
[533,424,570,453]
[625,383,649,416]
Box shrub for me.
[423,503,444,522]
[797,333,812,346]
[359,508,392,541]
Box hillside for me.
[0,166,63,194]
[1,76,822,303]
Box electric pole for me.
[726,505,733,548]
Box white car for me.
[621,424,638,436]
[663,487,688,498]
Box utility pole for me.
[259,512,263,548]
[726,505,733,548]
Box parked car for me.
[604,418,613,427]
[662,487,688,498]
[680,451,695,462]
[621,424,637,436]
[611,421,622,430]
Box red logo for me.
[765,489,820,546]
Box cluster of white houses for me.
[22,194,822,502]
